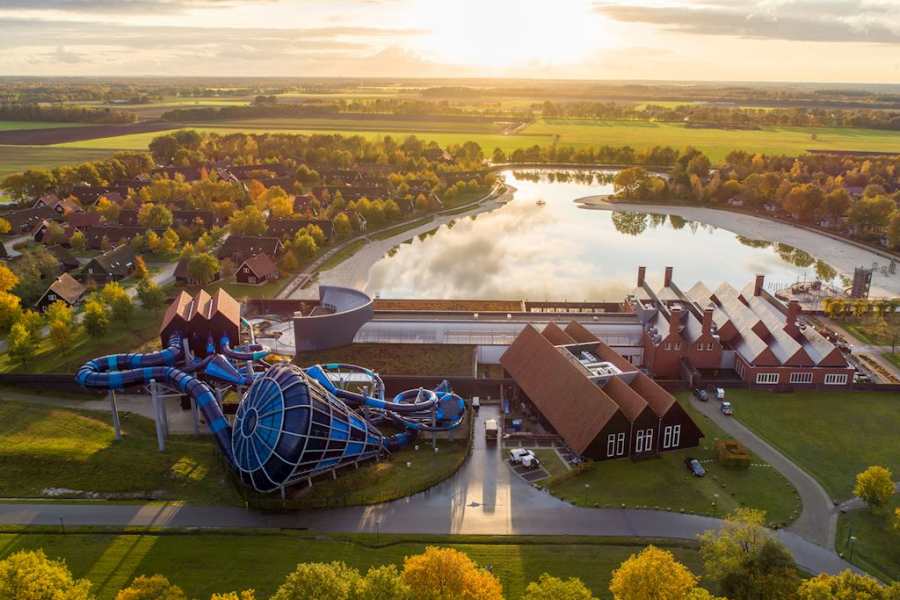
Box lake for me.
[362,169,863,301]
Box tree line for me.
[539,100,900,131]
[0,103,137,124]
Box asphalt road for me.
[0,405,857,576]
[689,395,837,547]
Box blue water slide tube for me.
[220,335,271,363]
[75,335,234,463]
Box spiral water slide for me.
[76,340,466,493]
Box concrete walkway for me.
[821,318,900,382]
[0,405,858,577]
[689,396,837,547]
[837,482,900,512]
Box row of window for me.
[606,425,684,457]
[695,343,715,351]
[754,372,849,385]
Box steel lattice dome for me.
[232,363,386,493]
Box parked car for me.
[472,396,480,412]
[684,457,706,477]
[509,448,540,469]
[720,401,734,416]
[715,387,726,401]
[693,388,709,402]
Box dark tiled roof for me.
[217,235,283,260]
[41,273,86,305]
[239,253,278,279]
[89,244,135,276]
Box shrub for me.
[715,440,751,470]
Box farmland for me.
[0,121,88,132]
[0,145,114,178]
[46,118,900,163]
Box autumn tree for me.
[270,562,361,600]
[8,322,37,364]
[609,545,702,600]
[0,217,10,234]
[116,575,185,600]
[70,230,87,252]
[228,205,267,236]
[699,508,798,600]
[95,196,121,222]
[401,546,502,600]
[0,549,93,600]
[210,592,256,600]
[138,203,173,228]
[821,188,851,223]
[137,279,166,309]
[854,466,895,508]
[782,183,823,222]
[188,252,221,285]
[134,255,150,280]
[46,300,75,351]
[333,212,352,240]
[887,210,900,250]
[848,195,895,233]
[797,570,899,600]
[523,574,595,600]
[100,282,133,323]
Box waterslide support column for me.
[108,389,122,441]
[150,379,166,452]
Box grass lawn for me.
[0,145,114,178]
[262,437,469,510]
[530,449,569,479]
[190,116,508,134]
[0,304,168,374]
[0,401,238,505]
[837,315,900,347]
[0,121,89,131]
[836,496,900,582]
[728,390,900,500]
[883,352,900,369]
[547,395,800,526]
[0,530,708,600]
[319,238,366,271]
[370,216,433,241]
[293,343,474,376]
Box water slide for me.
[76,330,465,494]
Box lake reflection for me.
[365,170,839,301]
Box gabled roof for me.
[47,245,79,269]
[160,290,193,335]
[159,288,240,337]
[629,373,676,417]
[501,324,623,455]
[89,244,135,275]
[38,273,85,306]
[217,235,283,259]
[603,376,649,421]
[239,253,278,280]
[210,288,240,327]
[541,322,576,345]
[563,321,600,344]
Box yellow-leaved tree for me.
[609,545,706,600]
[115,575,186,600]
[0,549,93,600]
[402,546,503,600]
[797,570,900,599]
[522,573,596,600]
[853,466,895,508]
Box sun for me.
[410,0,611,70]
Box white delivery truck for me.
[484,418,499,443]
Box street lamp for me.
[848,535,857,562]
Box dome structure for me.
[231,363,386,492]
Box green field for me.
[547,395,800,526]
[0,145,114,178]
[0,400,238,504]
[0,121,88,132]
[728,390,900,500]
[836,496,900,582]
[189,117,509,134]
[50,118,900,164]
[0,531,707,600]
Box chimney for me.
[702,305,714,334]
[669,305,682,333]
[664,266,674,287]
[637,266,646,287]
[754,274,765,297]
[785,300,801,339]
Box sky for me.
[0,0,898,83]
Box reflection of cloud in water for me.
[365,170,843,300]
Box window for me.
[674,342,681,351]
[672,425,681,447]
[790,372,813,384]
[635,429,654,453]
[664,343,671,351]
[644,428,653,451]
[824,373,848,385]
[663,426,673,448]
[635,430,645,453]
[616,432,625,456]
[707,343,714,351]
[607,434,616,457]
[697,344,704,351]
[755,372,779,384]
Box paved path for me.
[689,396,837,547]
[0,405,857,576]
[837,482,900,512]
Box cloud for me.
[596,0,900,44]
[0,0,275,13]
